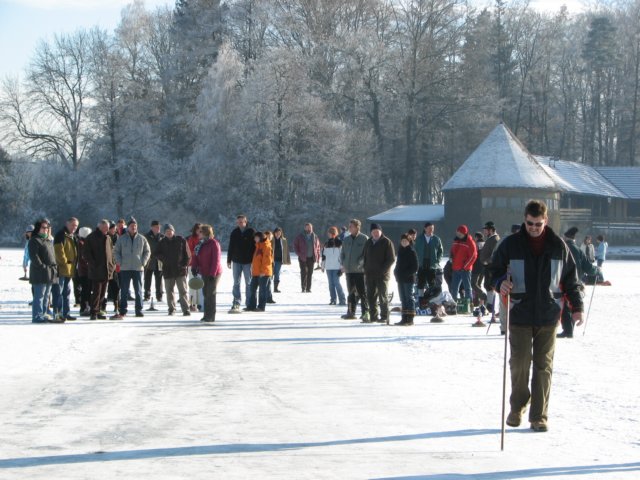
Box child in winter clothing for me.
[247,232,273,311]
[394,234,419,326]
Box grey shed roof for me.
[368,204,445,223]
[536,157,627,199]
[443,124,556,191]
[595,167,640,199]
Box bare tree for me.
[0,30,91,170]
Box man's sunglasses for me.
[526,221,544,227]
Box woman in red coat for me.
[190,224,222,323]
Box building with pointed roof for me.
[368,123,639,245]
[441,123,636,243]
[442,123,562,237]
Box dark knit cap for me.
[163,223,175,232]
[484,221,495,230]
[370,223,382,232]
[127,216,137,226]
[564,226,579,239]
[151,220,161,226]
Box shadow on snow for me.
[0,429,499,468]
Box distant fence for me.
[592,220,640,246]
[558,208,640,245]
[559,208,592,224]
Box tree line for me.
[1,0,639,245]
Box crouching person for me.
[190,224,222,323]
[156,224,191,316]
[394,233,418,326]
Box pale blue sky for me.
[0,0,587,80]
[0,0,172,79]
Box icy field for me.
[0,247,638,479]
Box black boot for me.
[274,281,280,293]
[394,313,408,326]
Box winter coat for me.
[293,232,321,262]
[187,234,200,266]
[144,230,164,271]
[28,235,58,284]
[191,237,222,278]
[115,233,151,272]
[478,233,500,266]
[363,234,396,279]
[394,244,418,284]
[321,238,342,271]
[472,241,485,274]
[227,227,256,265]
[53,227,78,278]
[581,243,595,264]
[489,225,583,327]
[155,235,191,278]
[450,234,477,272]
[595,241,608,261]
[566,238,598,279]
[340,232,368,274]
[84,229,116,282]
[252,239,273,277]
[23,241,30,270]
[272,237,291,265]
[77,238,89,277]
[414,233,443,270]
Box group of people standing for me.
[21,200,614,435]
[25,217,192,323]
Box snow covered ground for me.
[0,247,638,479]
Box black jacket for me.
[363,234,396,279]
[490,225,583,327]
[394,244,419,284]
[566,238,598,279]
[145,230,164,271]
[84,229,116,281]
[28,235,58,284]
[227,227,256,264]
[155,235,191,278]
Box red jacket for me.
[191,238,222,277]
[187,234,200,266]
[450,235,477,271]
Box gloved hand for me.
[191,268,198,277]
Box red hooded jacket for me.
[450,225,477,271]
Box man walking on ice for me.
[490,200,583,432]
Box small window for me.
[482,197,493,208]
[495,197,507,208]
[509,197,522,209]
